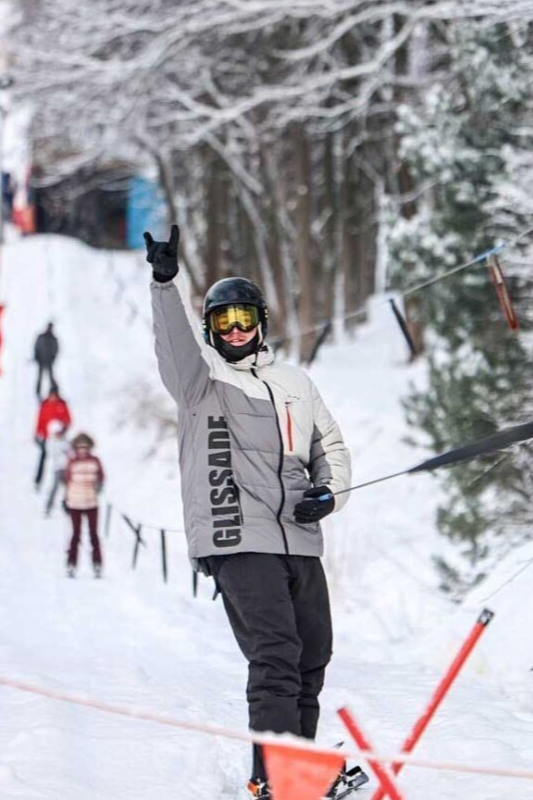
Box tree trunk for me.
[394,16,424,358]
[259,142,288,342]
[138,138,202,296]
[294,125,315,362]
[340,133,365,333]
[322,132,337,325]
[205,151,223,291]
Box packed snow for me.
[0,232,532,799]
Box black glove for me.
[144,224,180,282]
[294,486,335,524]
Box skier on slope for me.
[64,432,105,579]
[34,322,59,400]
[34,387,72,490]
[145,225,368,799]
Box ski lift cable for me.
[322,420,533,501]
[480,555,533,603]
[394,223,533,298]
[399,244,505,298]
[271,222,533,344]
[463,453,509,489]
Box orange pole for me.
[369,608,494,800]
[0,302,4,376]
[338,707,407,800]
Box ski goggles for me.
[209,304,260,334]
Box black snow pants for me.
[206,552,333,782]
[36,361,56,400]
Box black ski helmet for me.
[203,277,269,341]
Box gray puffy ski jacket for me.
[151,273,351,564]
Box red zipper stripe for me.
[286,403,294,452]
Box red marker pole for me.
[338,707,407,800]
[0,302,4,376]
[0,75,14,377]
[369,608,494,800]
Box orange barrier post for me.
[369,608,494,800]
[338,707,407,800]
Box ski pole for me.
[338,708,407,800]
[316,469,411,501]
[316,420,533,503]
[368,608,494,800]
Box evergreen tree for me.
[387,21,533,597]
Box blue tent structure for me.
[126,176,166,249]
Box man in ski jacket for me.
[34,387,72,489]
[34,322,59,399]
[146,225,352,799]
[65,432,104,578]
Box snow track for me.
[0,234,532,799]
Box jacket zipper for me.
[285,402,294,452]
[252,368,289,555]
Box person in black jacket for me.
[34,323,59,399]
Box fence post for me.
[160,529,168,583]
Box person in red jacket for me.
[65,432,105,578]
[34,386,72,489]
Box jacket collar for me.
[227,344,275,371]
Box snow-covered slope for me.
[464,539,533,704]
[1,233,532,799]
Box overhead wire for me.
[271,222,533,345]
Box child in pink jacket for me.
[65,432,105,578]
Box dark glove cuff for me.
[153,270,178,283]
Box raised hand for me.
[143,224,180,282]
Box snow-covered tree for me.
[387,19,533,596]
[8,1,454,354]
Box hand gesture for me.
[143,224,180,282]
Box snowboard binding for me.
[327,764,370,798]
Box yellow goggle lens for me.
[210,304,260,334]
